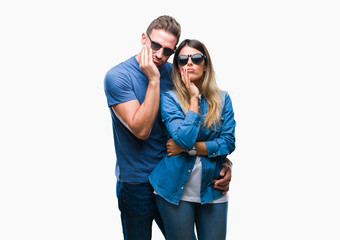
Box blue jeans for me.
[116,181,165,240]
[156,195,228,240]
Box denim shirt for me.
[149,90,236,205]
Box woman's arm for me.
[194,142,207,156]
[165,93,235,158]
[166,138,233,194]
[161,90,202,150]
[204,93,236,158]
[166,139,207,156]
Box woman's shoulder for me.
[161,90,179,101]
[219,90,231,100]
[218,90,233,111]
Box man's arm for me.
[113,45,160,140]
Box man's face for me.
[144,29,177,67]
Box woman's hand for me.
[181,68,199,98]
[167,138,186,156]
[181,68,199,113]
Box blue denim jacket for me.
[149,90,236,205]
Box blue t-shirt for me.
[104,56,173,183]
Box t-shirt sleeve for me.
[104,67,137,107]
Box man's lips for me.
[153,57,162,64]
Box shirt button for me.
[213,153,215,155]
[188,170,191,172]
[181,186,184,190]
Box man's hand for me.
[139,45,160,82]
[212,159,232,194]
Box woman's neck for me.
[194,79,203,94]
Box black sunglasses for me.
[147,33,175,57]
[177,53,206,66]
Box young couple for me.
[104,15,236,240]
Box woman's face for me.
[177,46,206,83]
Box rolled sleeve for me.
[161,92,202,149]
[205,139,220,157]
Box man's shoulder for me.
[163,61,173,68]
[106,56,137,75]
[160,61,173,74]
[105,56,140,84]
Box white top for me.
[180,156,229,203]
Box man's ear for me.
[141,33,147,45]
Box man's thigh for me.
[116,182,160,240]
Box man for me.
[104,15,232,240]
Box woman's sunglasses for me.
[177,53,206,66]
[147,33,175,57]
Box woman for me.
[149,39,236,240]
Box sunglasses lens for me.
[150,42,162,51]
[191,54,204,64]
[147,33,174,56]
[151,42,174,56]
[163,48,174,57]
[177,55,189,66]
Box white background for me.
[1,0,339,239]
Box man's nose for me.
[154,48,164,58]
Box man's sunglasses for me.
[147,33,175,57]
[177,53,206,66]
